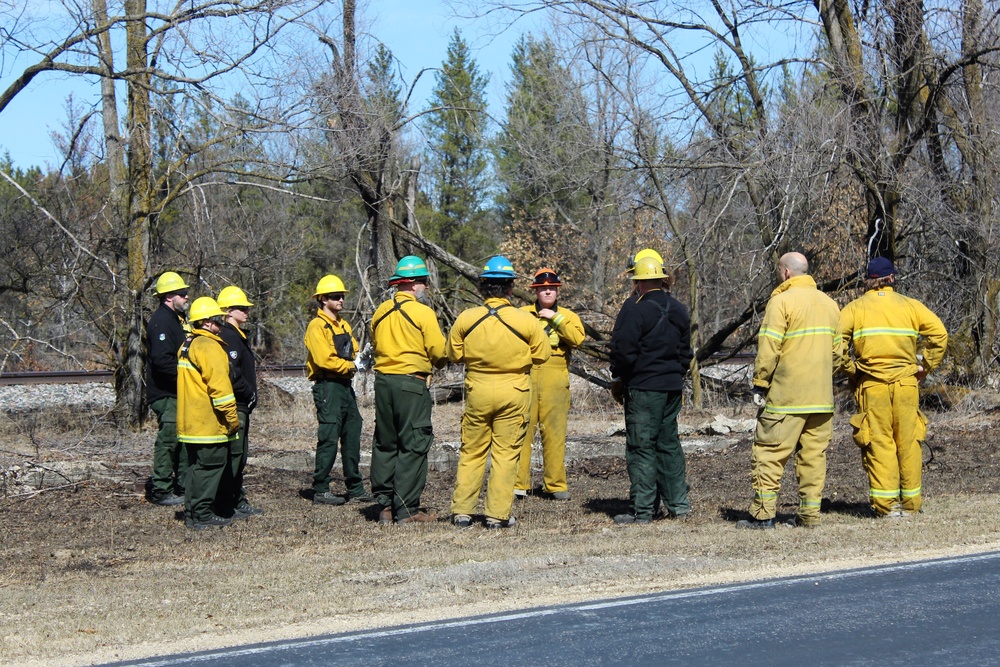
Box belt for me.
[374,370,430,381]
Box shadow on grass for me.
[584,496,631,519]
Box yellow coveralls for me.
[448,297,551,521]
[750,275,840,525]
[515,303,586,495]
[835,287,947,515]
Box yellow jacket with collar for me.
[753,274,840,414]
[448,297,551,374]
[177,329,239,444]
[305,308,358,380]
[520,303,585,369]
[835,286,947,383]
[371,292,447,375]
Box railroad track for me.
[0,365,309,386]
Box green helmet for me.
[389,255,430,284]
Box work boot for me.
[735,517,775,529]
[396,511,437,525]
[186,514,232,531]
[484,516,516,530]
[378,507,393,525]
[348,491,375,503]
[667,511,691,522]
[232,502,265,519]
[313,491,347,506]
[150,493,185,507]
[451,514,472,528]
[613,513,651,525]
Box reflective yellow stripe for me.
[759,326,784,341]
[870,488,900,498]
[754,490,778,499]
[901,487,921,498]
[799,499,822,508]
[178,360,198,371]
[766,404,835,414]
[179,434,231,444]
[211,394,235,407]
[853,327,917,339]
[783,327,836,339]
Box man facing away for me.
[370,256,447,525]
[515,268,585,500]
[609,256,693,524]
[835,257,947,518]
[177,297,240,530]
[737,252,840,529]
[145,271,190,506]
[304,274,373,506]
[447,256,551,529]
[216,285,264,520]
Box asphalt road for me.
[108,551,1000,667]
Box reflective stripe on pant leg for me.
[796,412,833,525]
[483,375,530,521]
[858,381,901,515]
[748,411,799,521]
[893,378,923,513]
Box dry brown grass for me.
[2,388,999,666]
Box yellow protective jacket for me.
[371,292,447,375]
[753,274,840,414]
[835,286,948,382]
[305,309,358,381]
[177,329,239,445]
[520,303,586,370]
[448,297,551,374]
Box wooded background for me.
[2,0,998,426]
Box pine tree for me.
[423,29,493,263]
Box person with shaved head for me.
[738,252,841,529]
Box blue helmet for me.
[480,255,516,279]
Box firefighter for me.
[448,256,551,529]
[216,285,263,520]
[611,248,663,404]
[609,256,693,524]
[737,252,840,529]
[305,274,372,506]
[370,256,448,525]
[835,257,947,517]
[515,268,586,500]
[177,297,240,530]
[145,271,190,506]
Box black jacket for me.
[145,303,186,404]
[219,322,258,413]
[610,289,692,391]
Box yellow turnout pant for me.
[749,411,832,525]
[451,373,530,521]
[516,361,570,494]
[851,377,925,515]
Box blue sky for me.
[0,1,538,170]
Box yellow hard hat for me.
[634,248,663,265]
[154,271,189,295]
[217,285,253,309]
[314,274,348,297]
[631,256,667,281]
[188,297,225,323]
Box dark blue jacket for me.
[219,322,258,413]
[145,303,186,404]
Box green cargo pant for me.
[312,380,364,496]
[370,373,434,520]
[150,397,187,497]
[184,441,228,522]
[217,411,249,515]
[624,388,689,520]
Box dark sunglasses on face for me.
[229,306,249,313]
[326,293,345,301]
[174,291,189,298]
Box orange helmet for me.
[530,268,562,288]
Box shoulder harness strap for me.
[178,335,202,374]
[465,304,529,344]
[372,296,420,332]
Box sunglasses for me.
[229,306,249,313]
[326,293,345,301]
[174,291,189,298]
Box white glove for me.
[354,343,373,372]
[751,388,766,407]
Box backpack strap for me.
[178,335,202,374]
[372,296,420,332]
[465,304,529,344]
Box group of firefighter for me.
[143,247,947,532]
